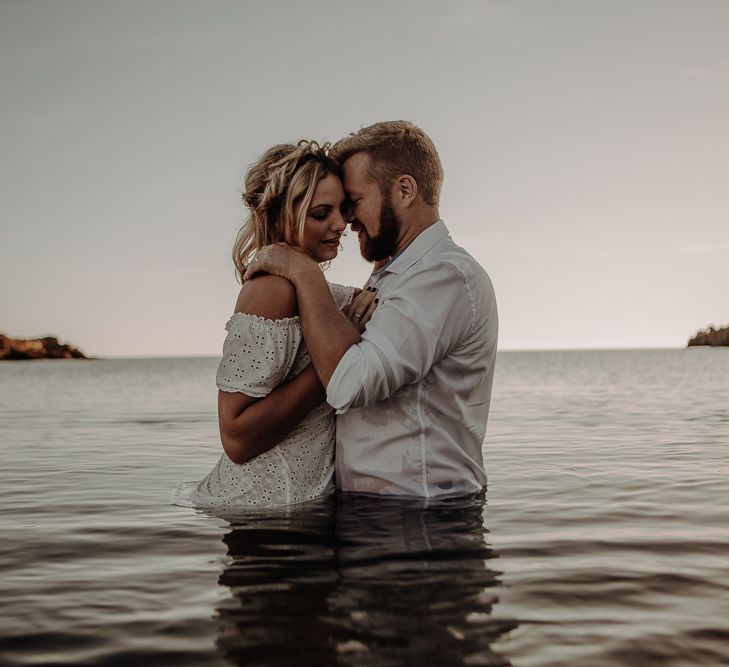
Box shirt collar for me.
[373,219,449,276]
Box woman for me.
[174,141,376,508]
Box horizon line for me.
[84,345,715,360]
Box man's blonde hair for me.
[232,140,339,283]
[331,121,443,206]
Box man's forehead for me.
[343,152,374,192]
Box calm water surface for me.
[1,350,728,666]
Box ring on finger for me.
[353,313,362,319]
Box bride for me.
[174,141,376,508]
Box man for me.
[247,121,498,497]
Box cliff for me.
[687,325,729,347]
[0,333,88,360]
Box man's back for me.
[327,221,498,497]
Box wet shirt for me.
[327,220,498,497]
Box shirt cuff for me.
[326,345,363,414]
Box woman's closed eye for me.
[310,205,332,221]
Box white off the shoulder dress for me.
[173,282,355,508]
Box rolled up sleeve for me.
[326,263,473,414]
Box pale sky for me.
[2,0,728,356]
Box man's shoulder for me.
[425,240,498,331]
[390,244,495,318]
[430,239,498,343]
[425,237,493,290]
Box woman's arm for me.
[218,364,324,464]
[217,274,325,464]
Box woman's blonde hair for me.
[232,140,339,283]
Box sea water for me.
[1,350,728,666]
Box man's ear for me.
[395,175,417,207]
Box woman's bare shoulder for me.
[233,274,298,320]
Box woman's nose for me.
[332,210,347,232]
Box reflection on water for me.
[213,493,515,667]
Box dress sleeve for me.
[328,282,357,309]
[216,313,302,397]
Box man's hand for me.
[244,244,318,284]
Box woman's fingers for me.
[346,287,378,333]
[357,295,379,329]
[342,302,354,318]
[342,289,362,316]
[350,287,376,315]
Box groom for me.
[247,121,498,497]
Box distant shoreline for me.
[687,325,729,348]
[0,334,89,361]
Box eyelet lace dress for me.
[173,282,355,508]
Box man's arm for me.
[326,263,481,413]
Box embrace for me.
[174,121,498,507]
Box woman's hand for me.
[244,243,317,284]
[343,287,378,334]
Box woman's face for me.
[299,173,347,262]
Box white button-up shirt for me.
[327,220,498,497]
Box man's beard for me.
[360,200,400,262]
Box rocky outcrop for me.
[687,325,729,347]
[0,333,88,360]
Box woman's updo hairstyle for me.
[232,140,339,282]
